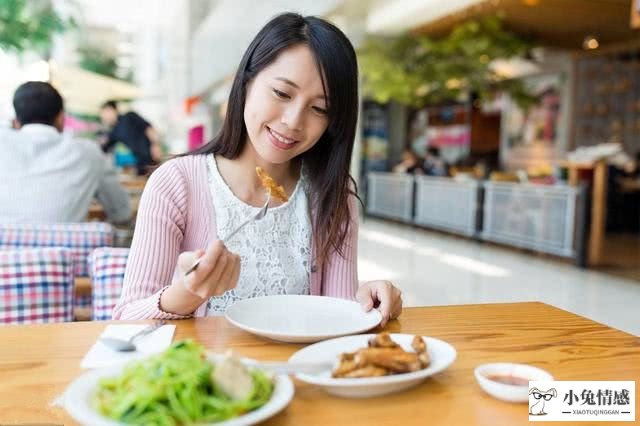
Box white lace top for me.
[205,155,312,315]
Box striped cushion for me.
[90,247,129,321]
[0,247,75,324]
[0,222,114,277]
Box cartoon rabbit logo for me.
[529,387,557,415]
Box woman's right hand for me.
[177,241,241,300]
[160,241,241,316]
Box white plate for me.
[63,354,294,426]
[288,333,456,398]
[225,295,382,343]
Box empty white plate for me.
[288,333,457,398]
[225,295,382,343]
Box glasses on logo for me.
[532,392,554,401]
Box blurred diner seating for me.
[0,247,75,324]
[89,247,129,321]
[0,222,114,320]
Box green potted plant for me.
[358,16,536,109]
[0,0,70,55]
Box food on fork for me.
[332,332,430,378]
[255,166,289,202]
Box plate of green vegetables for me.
[64,340,294,426]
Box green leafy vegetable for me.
[94,340,274,426]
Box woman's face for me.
[243,44,329,165]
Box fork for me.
[184,193,271,276]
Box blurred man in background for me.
[423,146,448,176]
[99,100,163,175]
[0,81,131,224]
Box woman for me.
[113,13,402,325]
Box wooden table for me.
[1,302,638,425]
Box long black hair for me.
[188,12,359,265]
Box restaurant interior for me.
[0,1,638,425]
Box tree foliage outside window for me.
[358,16,536,108]
[0,0,70,54]
[77,45,121,79]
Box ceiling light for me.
[582,35,599,50]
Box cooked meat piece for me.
[341,365,389,378]
[411,336,430,367]
[412,335,426,354]
[333,333,429,378]
[212,355,253,400]
[418,351,430,368]
[340,352,355,362]
[332,357,359,378]
[368,332,400,349]
[355,347,422,373]
[255,167,288,202]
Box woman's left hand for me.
[356,280,403,327]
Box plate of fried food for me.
[288,332,456,398]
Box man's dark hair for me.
[13,81,64,126]
[427,146,440,157]
[101,100,118,110]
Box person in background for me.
[0,81,131,224]
[99,100,163,176]
[627,151,640,178]
[113,13,403,324]
[392,149,424,174]
[423,146,448,176]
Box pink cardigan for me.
[112,155,358,319]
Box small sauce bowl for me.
[474,363,554,403]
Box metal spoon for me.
[100,321,167,352]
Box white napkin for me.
[80,324,176,369]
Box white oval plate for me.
[289,333,456,398]
[225,295,382,343]
[63,354,294,426]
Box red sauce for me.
[485,374,530,386]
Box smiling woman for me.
[113,13,403,326]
